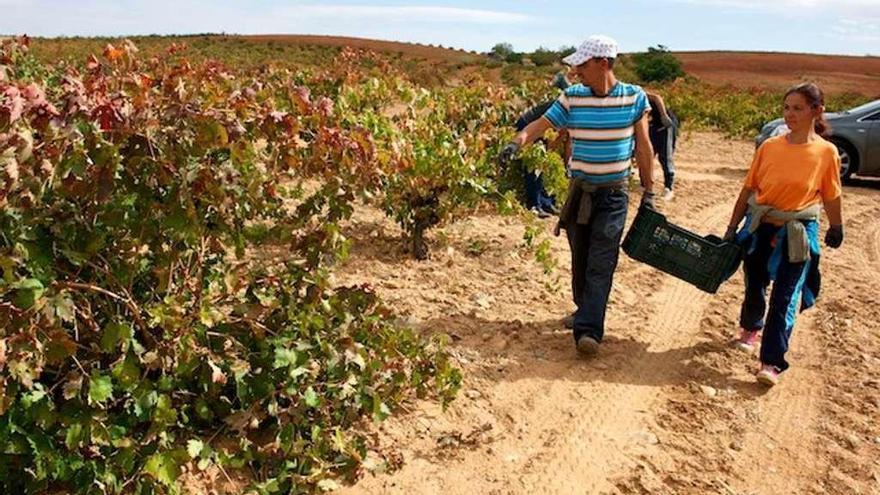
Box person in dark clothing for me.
[515,74,571,217]
[646,92,677,200]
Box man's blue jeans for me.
[650,127,676,190]
[565,188,629,342]
[516,115,556,213]
[524,171,556,212]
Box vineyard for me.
[0,35,569,494]
[3,35,880,495]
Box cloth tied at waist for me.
[554,178,627,236]
[746,194,821,263]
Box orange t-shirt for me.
[744,135,842,212]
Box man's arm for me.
[499,116,553,164]
[513,116,553,148]
[633,115,654,192]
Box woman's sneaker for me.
[756,364,781,386]
[735,329,760,353]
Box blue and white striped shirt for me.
[543,82,650,184]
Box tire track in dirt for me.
[725,313,826,495]
[870,223,880,265]
[338,196,734,495]
[512,202,731,494]
[636,195,880,494]
[805,199,880,492]
[477,179,741,493]
[850,204,880,273]
[678,202,825,494]
[607,149,831,493]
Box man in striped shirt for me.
[499,34,655,356]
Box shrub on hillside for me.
[558,45,576,58]
[490,42,514,60]
[662,79,872,137]
[505,52,524,64]
[529,47,558,67]
[632,45,685,83]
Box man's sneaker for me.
[662,187,675,201]
[756,364,781,386]
[735,329,760,353]
[576,335,600,356]
[529,207,552,219]
[562,312,575,329]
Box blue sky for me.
[2,0,879,56]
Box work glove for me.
[552,72,571,91]
[498,142,520,165]
[723,225,738,243]
[640,191,656,210]
[825,224,844,248]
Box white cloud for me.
[670,0,880,45]
[0,2,533,41]
[675,0,878,7]
[827,17,880,44]
[673,0,880,15]
[280,5,531,24]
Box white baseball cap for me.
[562,35,619,66]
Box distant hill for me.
[23,34,485,87]
[239,34,480,62]
[674,51,880,96]
[252,38,880,95]
[20,34,880,96]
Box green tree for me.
[491,42,514,59]
[505,51,524,64]
[558,45,576,58]
[632,45,685,83]
[529,47,558,66]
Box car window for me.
[864,111,880,122]
[846,100,880,114]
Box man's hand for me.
[640,191,656,210]
[825,224,844,248]
[552,72,570,91]
[498,142,520,165]
[723,225,738,243]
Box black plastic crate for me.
[622,206,742,293]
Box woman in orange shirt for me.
[724,83,844,386]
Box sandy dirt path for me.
[328,132,880,495]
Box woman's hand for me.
[825,225,843,248]
[723,225,738,243]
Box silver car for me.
[755,99,880,181]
